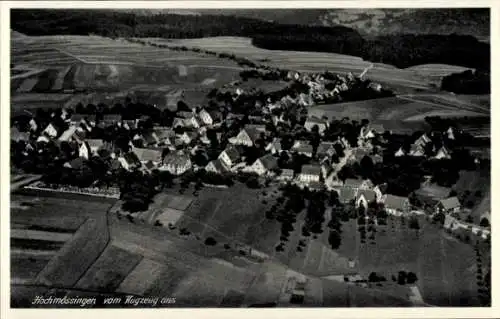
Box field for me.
[308,95,489,133]
[149,36,473,93]
[11,34,243,95]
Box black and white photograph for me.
[3,2,494,313]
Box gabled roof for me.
[267,138,282,151]
[123,152,140,165]
[163,151,191,167]
[294,144,313,155]
[206,158,229,173]
[258,154,278,170]
[177,111,194,119]
[154,128,175,140]
[357,189,376,202]
[132,147,163,163]
[305,116,327,125]
[222,146,242,162]
[11,127,30,142]
[70,114,86,122]
[374,183,388,194]
[438,197,461,210]
[300,164,322,176]
[384,194,408,210]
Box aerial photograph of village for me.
[8,7,491,308]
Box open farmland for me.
[11,34,243,95]
[149,36,468,93]
[308,95,489,133]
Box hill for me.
[11,9,490,70]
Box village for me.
[10,67,491,248]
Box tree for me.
[328,230,342,250]
[480,218,490,228]
[409,217,420,232]
[406,272,418,284]
[433,212,446,225]
[397,271,407,285]
[204,237,217,246]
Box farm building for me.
[218,146,243,168]
[205,158,229,174]
[383,194,410,215]
[297,165,322,183]
[132,147,163,167]
[436,197,461,215]
[356,189,377,209]
[229,127,262,147]
[246,154,278,176]
[161,151,192,175]
[395,147,406,157]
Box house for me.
[277,169,294,182]
[57,126,79,143]
[218,146,242,168]
[436,197,461,214]
[356,189,377,209]
[79,139,104,159]
[293,144,313,157]
[102,114,122,126]
[177,131,197,145]
[337,186,358,204]
[229,127,261,147]
[43,123,59,138]
[316,142,337,160]
[297,165,322,183]
[69,114,86,126]
[63,157,85,170]
[198,109,223,126]
[434,146,451,160]
[304,116,329,134]
[123,120,137,130]
[447,127,455,140]
[383,194,410,215]
[118,153,141,171]
[344,178,363,190]
[414,133,431,147]
[29,118,38,131]
[265,138,283,155]
[246,154,278,176]
[172,117,187,128]
[373,183,388,203]
[409,144,425,157]
[11,127,30,142]
[205,158,229,174]
[161,151,192,175]
[395,147,406,157]
[153,128,175,147]
[132,147,163,167]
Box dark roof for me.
[70,114,85,122]
[280,169,294,177]
[103,114,122,122]
[375,183,388,194]
[208,110,223,121]
[123,152,140,165]
[86,139,104,148]
[294,144,313,154]
[357,189,376,202]
[338,186,357,203]
[301,164,321,176]
[384,194,409,210]
[438,197,461,210]
[67,157,85,169]
[317,142,336,156]
[223,146,241,162]
[344,178,363,188]
[132,147,163,162]
[206,159,229,173]
[258,154,278,170]
[163,151,191,167]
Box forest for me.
[441,69,490,94]
[11,9,490,70]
